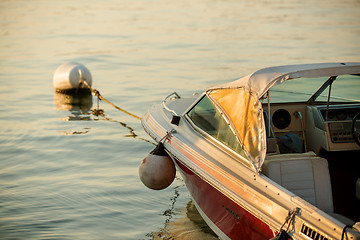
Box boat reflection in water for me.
[147,197,218,240]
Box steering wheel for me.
[352,112,360,147]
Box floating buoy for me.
[139,142,176,190]
[53,62,92,94]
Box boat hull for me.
[174,159,275,240]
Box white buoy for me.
[139,143,176,190]
[53,62,92,93]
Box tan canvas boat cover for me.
[206,63,360,172]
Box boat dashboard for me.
[306,103,360,152]
[319,106,359,122]
[318,105,359,142]
[265,102,360,154]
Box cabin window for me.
[187,96,247,158]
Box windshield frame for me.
[184,93,254,169]
[265,74,360,105]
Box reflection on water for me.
[146,186,217,239]
[94,108,155,145]
[55,90,155,143]
[147,194,218,240]
[54,91,93,132]
[54,91,93,112]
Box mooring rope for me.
[93,112,155,145]
[74,79,157,145]
[80,80,142,120]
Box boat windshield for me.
[267,74,360,103]
[187,95,248,159]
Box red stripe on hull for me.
[175,160,275,240]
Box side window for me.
[187,96,246,158]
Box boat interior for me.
[262,101,360,224]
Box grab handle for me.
[162,92,181,116]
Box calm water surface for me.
[0,0,359,239]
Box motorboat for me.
[141,63,360,239]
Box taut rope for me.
[80,80,142,120]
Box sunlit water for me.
[0,0,359,239]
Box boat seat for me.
[263,152,355,225]
[263,152,333,212]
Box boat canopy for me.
[206,62,360,172]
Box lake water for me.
[0,0,359,239]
